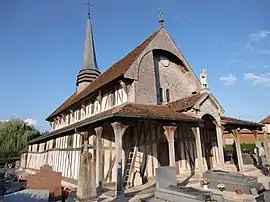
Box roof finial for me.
[158,8,164,26]
[86,0,93,19]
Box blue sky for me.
[0,0,270,131]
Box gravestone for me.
[155,166,224,202]
[203,170,263,196]
[3,189,49,202]
[27,164,62,199]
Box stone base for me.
[74,195,98,202]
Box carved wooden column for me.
[111,122,129,198]
[216,125,225,169]
[95,126,103,187]
[192,126,204,179]
[231,129,244,172]
[163,126,177,167]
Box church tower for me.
[76,8,100,92]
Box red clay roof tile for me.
[46,27,162,121]
[260,115,270,124]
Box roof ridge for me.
[47,27,162,121]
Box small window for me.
[78,110,81,120]
[91,102,95,114]
[37,144,39,152]
[52,139,56,148]
[44,142,47,151]
[111,92,116,106]
[67,135,73,148]
[159,88,163,103]
[166,89,170,102]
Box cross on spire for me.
[158,8,164,26]
[86,0,93,19]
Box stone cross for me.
[76,140,97,201]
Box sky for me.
[0,0,270,131]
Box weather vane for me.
[86,0,93,18]
[158,8,164,25]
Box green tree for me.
[0,119,40,158]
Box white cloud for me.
[220,74,237,86]
[259,50,270,55]
[24,118,37,126]
[246,43,254,52]
[249,30,270,42]
[264,65,269,68]
[244,72,270,87]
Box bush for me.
[224,143,256,153]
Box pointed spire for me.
[76,1,101,91]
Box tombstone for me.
[132,171,142,187]
[76,143,96,201]
[26,164,62,199]
[154,166,223,202]
[3,189,49,202]
[203,170,263,196]
[264,190,270,201]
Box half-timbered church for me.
[20,9,268,195]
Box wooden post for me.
[111,122,129,198]
[163,126,177,167]
[95,126,103,187]
[263,128,270,165]
[216,125,225,169]
[232,129,244,172]
[252,130,261,165]
[192,126,204,179]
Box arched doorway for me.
[200,114,218,170]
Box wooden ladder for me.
[123,143,140,188]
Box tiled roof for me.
[221,116,264,128]
[166,93,203,112]
[46,27,162,121]
[260,115,270,124]
[31,102,201,144]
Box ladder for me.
[123,143,141,188]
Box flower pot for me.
[203,185,208,190]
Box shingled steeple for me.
[76,9,100,91]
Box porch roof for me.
[166,93,203,112]
[221,115,264,131]
[29,102,202,144]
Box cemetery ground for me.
[1,161,270,202]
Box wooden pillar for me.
[232,129,244,172]
[252,130,262,165]
[111,122,129,198]
[163,126,177,167]
[263,128,270,165]
[216,125,225,169]
[192,126,204,179]
[94,126,103,186]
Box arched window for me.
[159,88,163,103]
[166,89,170,102]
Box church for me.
[19,9,269,194]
